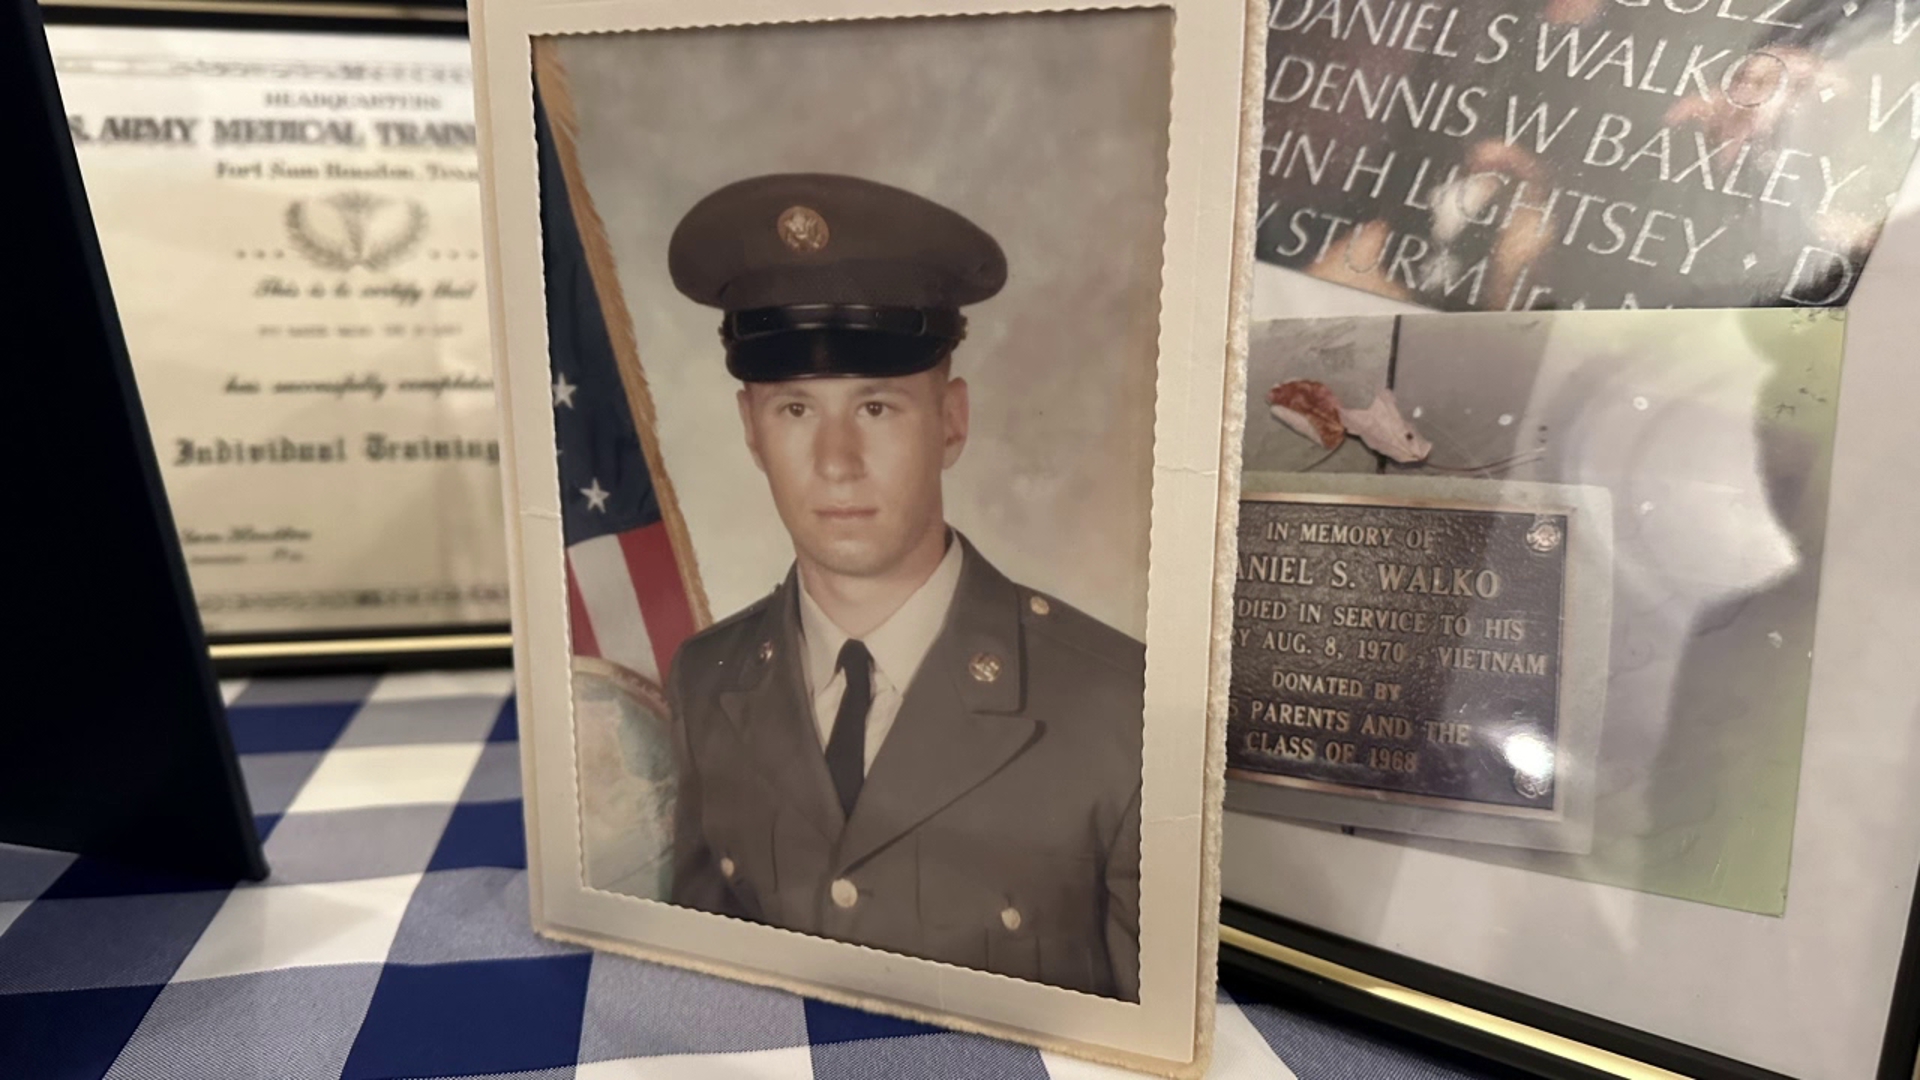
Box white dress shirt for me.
[797,539,965,775]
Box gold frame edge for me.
[210,632,512,660]
[1218,925,1690,1080]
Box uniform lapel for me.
[834,537,1036,872]
[716,569,845,842]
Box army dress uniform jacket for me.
[666,536,1146,1000]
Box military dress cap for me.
[667,173,1007,383]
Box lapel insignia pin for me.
[776,205,830,253]
[968,652,1002,684]
[757,640,775,662]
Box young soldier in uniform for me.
[663,173,1145,1001]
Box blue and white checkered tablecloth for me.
[0,671,1502,1080]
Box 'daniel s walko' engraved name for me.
[1228,497,1570,808]
[1235,553,1502,597]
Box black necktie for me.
[825,639,872,818]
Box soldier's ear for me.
[737,387,767,473]
[942,376,969,469]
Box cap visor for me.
[726,329,955,383]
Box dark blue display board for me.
[0,0,266,883]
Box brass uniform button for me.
[968,652,1002,684]
[1000,906,1022,932]
[719,857,736,879]
[757,640,775,662]
[1028,595,1050,616]
[830,878,859,909]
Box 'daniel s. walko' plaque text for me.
[1224,474,1612,851]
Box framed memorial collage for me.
[1218,2,1920,1079]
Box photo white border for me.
[470,0,1258,1072]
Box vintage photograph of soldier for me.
[660,173,1147,999]
[489,0,1259,1056]
[528,8,1182,1006]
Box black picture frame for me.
[1220,894,1920,1080]
[41,0,510,676]
[42,0,466,36]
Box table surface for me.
[0,670,1501,1080]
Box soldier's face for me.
[738,368,969,579]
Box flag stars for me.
[553,373,578,409]
[581,478,611,512]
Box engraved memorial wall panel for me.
[1254,0,1920,312]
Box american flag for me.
[537,99,699,685]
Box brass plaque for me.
[1228,491,1573,814]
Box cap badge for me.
[776,205,830,253]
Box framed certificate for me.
[44,0,510,671]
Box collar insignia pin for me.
[968,652,1002,684]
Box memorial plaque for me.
[1226,472,1611,852]
[1230,493,1568,812]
